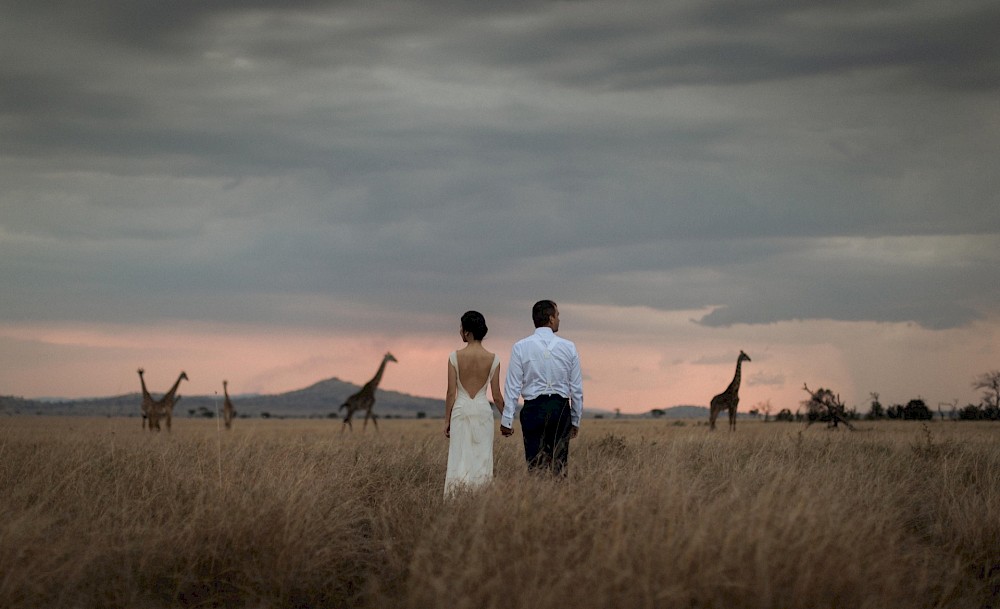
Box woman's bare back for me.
[455,345,497,396]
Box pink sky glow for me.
[2,303,997,415]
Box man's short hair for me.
[532,300,557,328]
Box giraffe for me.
[138,368,155,430]
[143,371,189,432]
[155,371,188,432]
[222,380,235,430]
[340,352,397,432]
[709,350,751,431]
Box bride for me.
[444,310,505,496]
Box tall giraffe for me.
[340,352,397,432]
[138,368,155,430]
[144,371,189,432]
[709,350,751,431]
[222,380,235,430]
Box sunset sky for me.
[2,1,998,415]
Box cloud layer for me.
[2,1,999,405]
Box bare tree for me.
[972,370,1000,411]
[937,399,958,421]
[752,399,772,422]
[867,392,885,420]
[802,384,856,430]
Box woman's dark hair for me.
[532,300,557,328]
[461,310,489,341]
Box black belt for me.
[525,394,567,403]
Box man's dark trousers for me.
[519,394,572,475]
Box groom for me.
[501,300,584,475]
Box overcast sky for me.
[2,0,998,414]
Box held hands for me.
[498,425,577,438]
[444,424,450,438]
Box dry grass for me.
[1,416,998,608]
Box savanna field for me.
[1,416,998,609]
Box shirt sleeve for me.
[502,342,523,428]
[568,346,584,427]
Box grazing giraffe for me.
[709,350,751,431]
[138,368,155,430]
[222,380,235,430]
[144,371,188,432]
[340,352,397,432]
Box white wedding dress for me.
[444,351,499,496]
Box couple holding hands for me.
[444,300,584,496]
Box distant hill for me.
[0,377,442,419]
[1,384,713,421]
[654,405,710,419]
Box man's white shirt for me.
[502,327,584,428]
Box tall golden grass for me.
[1,416,998,608]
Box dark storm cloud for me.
[423,0,1000,91]
[1,0,998,332]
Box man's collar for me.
[534,327,555,338]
